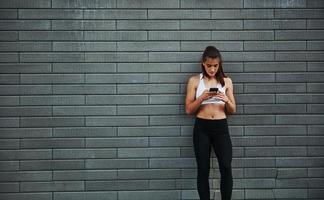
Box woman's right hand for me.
[198,89,214,102]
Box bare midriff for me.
[196,103,226,120]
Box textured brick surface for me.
[0,0,323,199]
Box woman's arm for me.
[185,76,211,115]
[224,77,236,114]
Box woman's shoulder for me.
[224,76,233,84]
[188,74,201,84]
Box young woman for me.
[185,46,236,200]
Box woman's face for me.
[202,57,220,78]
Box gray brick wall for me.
[0,0,323,199]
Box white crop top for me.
[195,73,226,105]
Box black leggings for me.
[193,117,233,200]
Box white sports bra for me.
[195,73,226,105]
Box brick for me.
[86,180,149,191]
[117,41,180,51]
[181,0,242,8]
[0,161,19,171]
[0,74,19,84]
[0,31,18,41]
[86,116,148,126]
[0,0,51,8]
[86,74,148,83]
[20,117,85,128]
[54,170,117,180]
[309,125,324,135]
[308,41,324,50]
[275,30,324,40]
[118,191,180,200]
[118,147,180,158]
[19,9,83,19]
[308,104,324,113]
[0,53,18,62]
[0,118,19,128]
[20,160,84,170]
[53,106,116,116]
[307,0,324,8]
[150,180,176,189]
[52,20,116,30]
[276,94,324,103]
[212,31,274,40]
[53,192,117,200]
[85,52,148,62]
[85,31,147,41]
[244,41,306,51]
[149,73,189,83]
[244,168,277,178]
[148,9,209,19]
[21,74,84,84]
[149,94,185,104]
[244,83,306,93]
[244,19,305,29]
[278,168,307,178]
[86,95,148,105]
[0,183,19,192]
[0,149,52,160]
[117,63,180,72]
[0,63,51,73]
[117,20,179,30]
[308,62,324,71]
[228,115,275,125]
[308,168,324,177]
[0,171,52,181]
[118,126,180,137]
[149,158,195,168]
[117,84,180,94]
[53,85,115,95]
[149,52,200,62]
[277,136,324,145]
[0,193,52,200]
[180,20,242,30]
[0,42,52,52]
[86,137,148,147]
[0,128,52,138]
[53,149,116,159]
[245,189,274,199]
[0,20,50,30]
[118,169,181,179]
[84,9,147,19]
[53,63,116,73]
[20,53,84,62]
[20,95,85,106]
[21,138,85,149]
[53,42,116,51]
[308,147,324,156]
[53,127,117,137]
[148,31,211,40]
[307,19,324,29]
[309,189,324,198]
[85,159,148,169]
[245,147,307,157]
[245,125,306,136]
[0,9,17,19]
[232,136,275,147]
[117,0,179,8]
[20,31,83,41]
[235,94,275,104]
[277,157,324,167]
[117,105,179,115]
[244,104,306,114]
[181,41,243,51]
[276,115,324,125]
[245,0,306,8]
[0,139,19,149]
[150,137,192,147]
[150,116,194,126]
[275,9,324,18]
[274,189,307,198]
[52,0,116,8]
[212,9,273,19]
[20,181,84,192]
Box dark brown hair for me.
[201,46,227,87]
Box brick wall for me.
[0,0,324,199]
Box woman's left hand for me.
[212,92,229,103]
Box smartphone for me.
[209,87,218,92]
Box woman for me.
[185,46,236,200]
